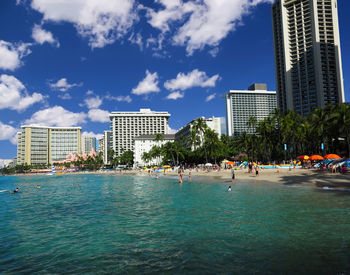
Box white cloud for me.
[32,24,60,47]
[50,78,82,92]
[168,126,177,134]
[205,93,216,102]
[148,0,273,55]
[164,69,220,91]
[86,90,94,95]
[0,40,31,71]
[88,109,110,123]
[24,106,87,127]
[132,70,160,95]
[0,74,45,112]
[166,91,184,100]
[0,121,18,144]
[83,96,103,109]
[105,94,132,103]
[128,32,143,50]
[58,93,72,100]
[82,131,103,140]
[31,0,137,48]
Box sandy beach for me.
[7,167,350,189]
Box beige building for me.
[272,0,344,115]
[17,125,81,165]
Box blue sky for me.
[0,0,349,160]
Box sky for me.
[0,0,349,160]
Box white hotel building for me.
[109,109,171,157]
[134,134,175,166]
[225,84,277,137]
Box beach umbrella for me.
[298,155,309,160]
[324,154,341,159]
[205,163,213,166]
[309,155,324,160]
[162,165,171,168]
[226,161,235,165]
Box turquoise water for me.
[1,174,350,274]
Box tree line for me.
[138,104,350,166]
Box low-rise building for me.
[134,134,175,167]
[175,116,224,150]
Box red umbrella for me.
[298,155,309,160]
[309,155,324,160]
[324,154,341,159]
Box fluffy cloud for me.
[32,24,60,47]
[132,70,160,95]
[105,94,132,103]
[50,78,82,92]
[83,96,103,109]
[148,0,273,55]
[164,69,220,91]
[24,106,87,127]
[168,126,177,134]
[205,93,216,102]
[88,109,110,123]
[166,91,184,100]
[0,121,18,144]
[0,74,45,111]
[82,131,103,140]
[31,0,137,48]
[0,40,31,71]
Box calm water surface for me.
[0,174,350,274]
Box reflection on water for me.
[0,174,350,274]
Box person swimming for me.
[36,185,40,189]
[228,186,232,191]
[9,187,19,194]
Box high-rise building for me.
[134,134,175,166]
[81,135,97,154]
[175,116,224,150]
[17,125,81,165]
[102,130,112,164]
[272,0,344,115]
[109,109,170,157]
[225,84,277,136]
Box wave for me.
[322,186,350,191]
[0,190,9,193]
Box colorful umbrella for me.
[226,161,235,165]
[309,155,324,160]
[324,154,341,159]
[298,155,309,160]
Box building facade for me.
[103,130,112,164]
[134,134,175,166]
[225,84,277,137]
[175,116,224,150]
[17,125,81,165]
[272,0,344,115]
[109,109,170,157]
[81,135,97,155]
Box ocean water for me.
[1,174,350,274]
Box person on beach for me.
[231,169,235,183]
[228,186,232,191]
[188,171,191,182]
[255,166,259,177]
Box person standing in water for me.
[228,186,232,191]
[188,171,191,182]
[231,169,235,184]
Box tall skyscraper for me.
[109,109,170,157]
[272,0,344,115]
[17,125,81,165]
[225,84,277,137]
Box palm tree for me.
[192,118,209,162]
[332,104,350,156]
[204,129,221,164]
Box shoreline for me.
[4,167,350,189]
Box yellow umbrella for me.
[162,165,171,168]
[153,166,158,168]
